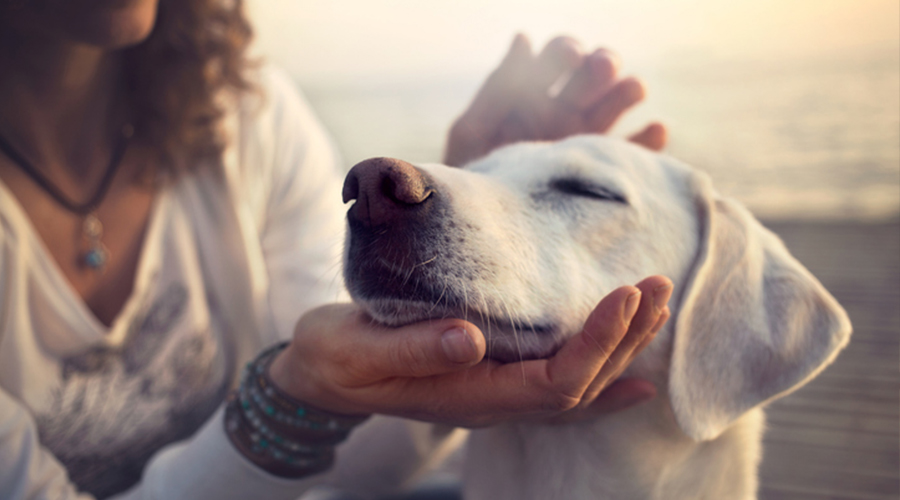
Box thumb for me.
[364,320,487,378]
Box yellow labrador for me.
[339,135,851,500]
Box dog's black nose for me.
[343,157,434,226]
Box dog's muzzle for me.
[341,157,564,360]
[342,157,451,306]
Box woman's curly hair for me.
[125,0,254,173]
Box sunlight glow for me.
[247,0,899,81]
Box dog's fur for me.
[341,135,852,500]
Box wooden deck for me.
[758,219,900,500]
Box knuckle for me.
[547,36,580,54]
[391,337,433,377]
[546,391,582,412]
[336,363,373,388]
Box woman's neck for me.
[0,31,125,184]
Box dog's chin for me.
[356,297,565,363]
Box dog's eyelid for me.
[550,178,628,204]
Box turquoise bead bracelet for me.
[224,342,369,478]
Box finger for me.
[372,286,641,421]
[580,307,667,405]
[340,317,487,382]
[543,285,642,401]
[492,37,581,145]
[621,277,673,336]
[387,323,485,378]
[458,34,533,135]
[444,34,533,166]
[531,36,583,93]
[593,278,672,380]
[628,122,668,151]
[556,48,620,109]
[581,277,672,401]
[635,306,670,353]
[585,77,646,133]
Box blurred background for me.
[246,1,899,498]
[246,0,899,221]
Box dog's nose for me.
[343,157,434,226]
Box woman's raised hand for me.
[444,34,667,167]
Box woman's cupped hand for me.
[268,275,673,428]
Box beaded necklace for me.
[0,123,133,271]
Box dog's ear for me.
[668,174,851,441]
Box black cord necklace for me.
[0,123,133,271]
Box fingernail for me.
[508,33,530,58]
[442,328,478,364]
[588,50,615,75]
[653,284,673,314]
[650,307,670,334]
[621,77,647,102]
[624,291,641,322]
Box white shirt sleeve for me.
[114,409,328,500]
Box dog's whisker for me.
[498,297,527,385]
[413,255,438,269]
[579,326,610,361]
[401,265,416,288]
[462,284,469,326]
[427,283,448,316]
[475,289,488,341]
[318,258,344,291]
[480,290,493,361]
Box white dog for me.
[339,135,851,500]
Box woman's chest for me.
[0,160,156,327]
[0,195,236,496]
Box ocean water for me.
[299,50,899,221]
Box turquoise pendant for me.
[84,245,109,269]
[82,214,109,271]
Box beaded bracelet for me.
[225,342,369,478]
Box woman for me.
[0,0,672,498]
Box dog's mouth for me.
[356,295,565,363]
[345,226,568,363]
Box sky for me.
[246,0,900,83]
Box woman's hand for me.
[444,34,667,167]
[268,276,672,428]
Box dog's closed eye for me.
[549,178,627,204]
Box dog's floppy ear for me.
[668,173,851,441]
